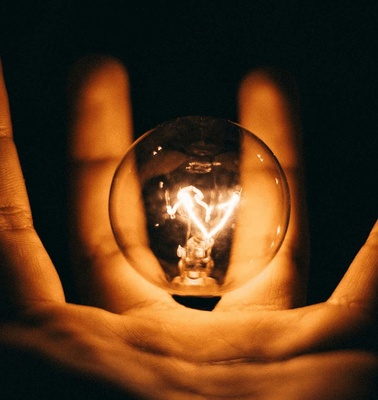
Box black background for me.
[0,1,377,305]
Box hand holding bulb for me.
[0,57,377,399]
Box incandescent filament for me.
[166,185,240,239]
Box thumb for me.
[328,220,378,317]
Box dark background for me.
[0,1,377,305]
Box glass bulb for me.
[109,116,290,296]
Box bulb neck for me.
[175,236,215,284]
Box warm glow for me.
[167,186,240,239]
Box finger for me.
[328,220,378,317]
[218,68,309,310]
[0,60,65,313]
[68,56,173,312]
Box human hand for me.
[1,57,377,399]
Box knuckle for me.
[0,205,33,232]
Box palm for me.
[1,57,377,399]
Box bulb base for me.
[170,275,220,295]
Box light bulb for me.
[109,116,290,296]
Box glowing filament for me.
[166,185,240,239]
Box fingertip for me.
[239,68,300,137]
[238,67,300,117]
[239,68,301,140]
[68,54,133,161]
[67,54,130,106]
[329,219,378,316]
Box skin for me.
[0,56,377,399]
